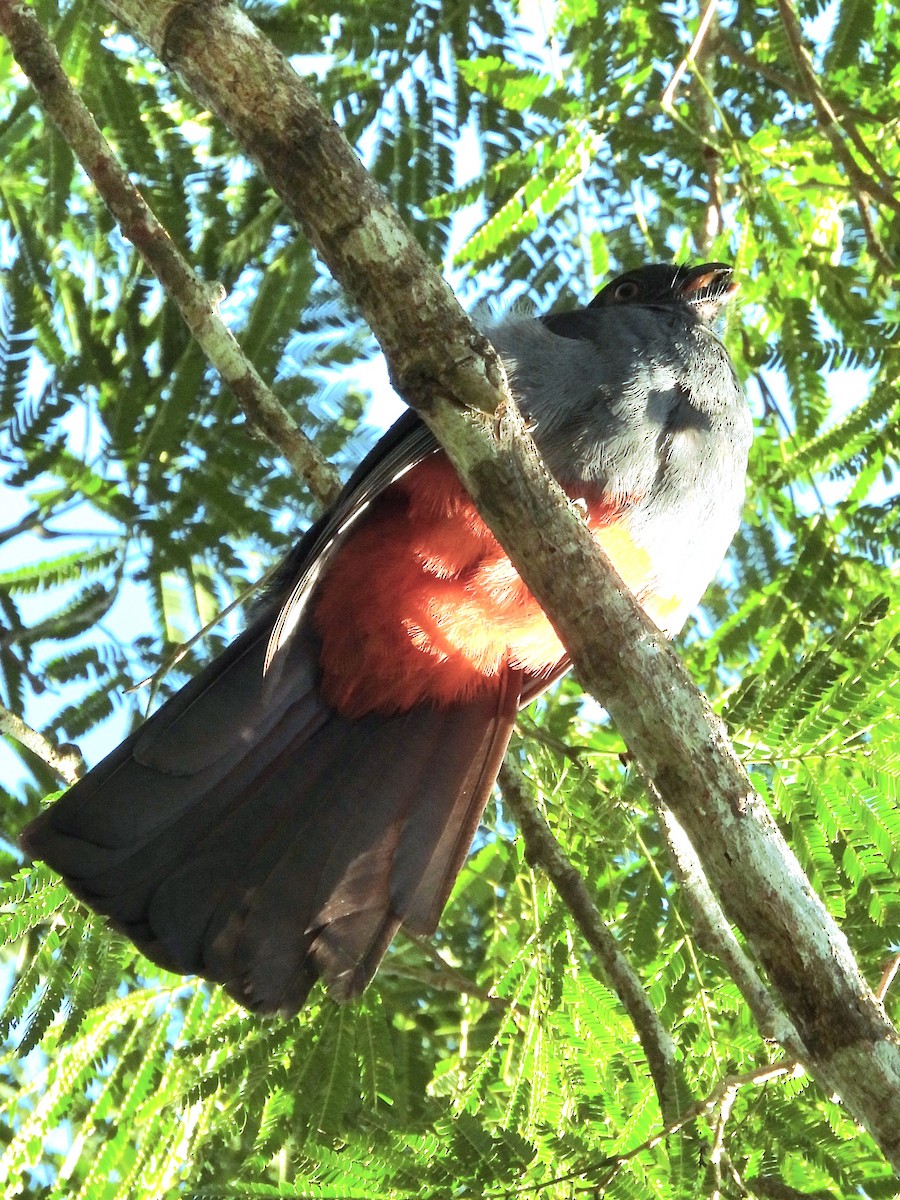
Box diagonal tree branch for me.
[0,702,83,785]
[0,0,340,508]
[660,0,720,114]
[714,33,883,126]
[776,0,897,202]
[652,796,806,1059]
[487,1058,806,1196]
[774,0,897,272]
[498,759,687,1124]
[9,0,900,1170]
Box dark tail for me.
[20,613,520,1013]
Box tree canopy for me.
[0,0,899,1196]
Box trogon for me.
[21,262,753,1014]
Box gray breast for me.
[487,307,752,512]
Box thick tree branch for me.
[31,0,900,1169]
[0,0,340,507]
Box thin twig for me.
[392,933,517,1014]
[498,758,687,1124]
[877,954,900,1002]
[855,189,893,273]
[774,0,898,270]
[777,0,898,204]
[715,34,883,125]
[755,373,834,521]
[0,702,83,785]
[659,1,727,254]
[651,794,808,1060]
[0,0,341,507]
[660,0,721,113]
[710,1082,739,1196]
[485,1058,803,1196]
[130,561,281,712]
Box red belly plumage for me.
[312,456,629,716]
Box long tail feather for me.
[21,614,520,1013]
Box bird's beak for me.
[678,263,739,322]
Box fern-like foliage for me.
[0,0,899,1196]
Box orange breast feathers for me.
[312,455,664,718]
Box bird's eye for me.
[613,280,640,302]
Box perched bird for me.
[21,262,752,1014]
